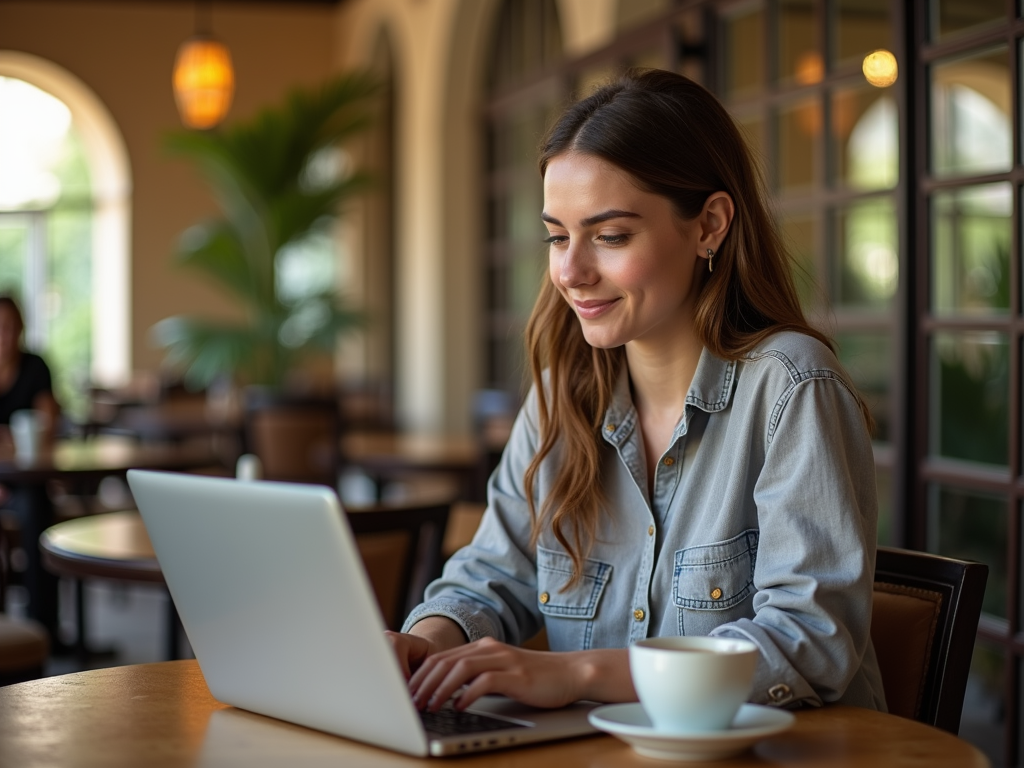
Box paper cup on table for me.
[629,636,758,734]
[10,409,48,460]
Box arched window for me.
[0,52,131,420]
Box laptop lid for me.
[126,470,596,757]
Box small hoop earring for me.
[706,248,715,273]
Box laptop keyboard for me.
[420,707,528,736]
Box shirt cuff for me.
[401,597,499,642]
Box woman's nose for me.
[557,243,596,288]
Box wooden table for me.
[38,511,182,659]
[0,437,221,640]
[0,661,990,767]
[342,431,487,501]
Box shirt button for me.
[605,424,616,432]
[539,592,550,604]
[633,608,645,621]
[710,587,723,600]
[647,525,654,536]
[662,457,675,466]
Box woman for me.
[0,295,60,446]
[390,69,886,715]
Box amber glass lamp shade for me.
[173,35,235,129]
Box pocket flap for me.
[536,546,612,619]
[673,529,758,611]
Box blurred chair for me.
[871,546,988,734]
[243,393,341,486]
[0,525,49,686]
[347,497,451,631]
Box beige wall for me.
[0,0,336,374]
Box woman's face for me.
[0,305,22,364]
[542,152,704,352]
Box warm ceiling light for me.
[863,49,898,88]
[173,34,234,129]
[795,51,824,85]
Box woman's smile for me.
[572,297,621,319]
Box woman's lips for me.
[573,298,619,319]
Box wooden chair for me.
[346,497,452,631]
[0,525,49,686]
[871,546,988,734]
[243,393,341,486]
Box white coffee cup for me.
[10,409,48,461]
[629,636,759,734]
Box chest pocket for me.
[673,529,758,636]
[536,546,612,651]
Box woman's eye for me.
[598,234,629,245]
[543,235,568,245]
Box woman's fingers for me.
[408,639,581,711]
[384,630,431,680]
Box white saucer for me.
[588,703,794,761]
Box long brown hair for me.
[524,69,864,584]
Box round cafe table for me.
[0,661,990,768]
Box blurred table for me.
[0,436,221,641]
[342,431,486,501]
[38,510,182,659]
[0,660,990,767]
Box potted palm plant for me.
[153,72,377,392]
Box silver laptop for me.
[126,469,598,757]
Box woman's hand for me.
[385,616,469,679]
[408,638,635,712]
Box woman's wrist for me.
[408,615,469,653]
[568,648,637,703]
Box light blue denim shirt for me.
[404,331,887,711]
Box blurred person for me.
[388,70,886,716]
[0,295,60,450]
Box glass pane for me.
[932,183,1011,315]
[832,86,898,190]
[928,484,1007,618]
[931,47,1011,178]
[723,4,765,99]
[931,0,1007,41]
[735,113,767,178]
[836,332,892,443]
[835,198,898,309]
[780,212,820,308]
[777,98,822,193]
[47,208,92,421]
[0,77,73,211]
[930,332,1010,467]
[0,214,28,296]
[874,465,892,545]
[833,0,892,69]
[778,0,820,85]
[959,639,1006,765]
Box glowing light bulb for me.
[862,50,898,88]
[173,35,235,129]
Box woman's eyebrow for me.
[541,209,641,227]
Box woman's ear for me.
[698,192,734,255]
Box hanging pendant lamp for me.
[172,3,234,129]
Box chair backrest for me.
[871,546,988,734]
[243,394,341,485]
[346,498,451,631]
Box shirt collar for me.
[601,347,737,445]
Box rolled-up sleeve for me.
[710,375,882,709]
